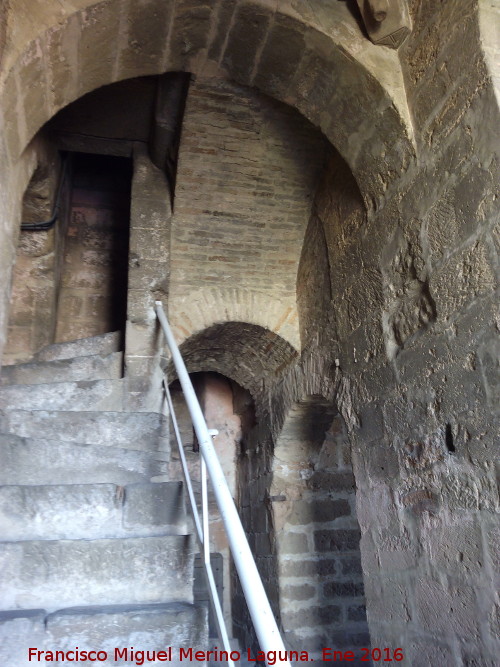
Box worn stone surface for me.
[0,535,194,611]
[0,481,187,540]
[0,0,498,663]
[34,330,122,362]
[0,351,123,385]
[0,409,168,449]
[46,603,207,666]
[0,434,168,485]
[3,142,63,364]
[0,377,125,411]
[0,610,48,667]
[123,481,188,534]
[125,143,172,381]
[0,603,207,667]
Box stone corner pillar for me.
[124,143,171,410]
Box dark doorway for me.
[55,152,132,343]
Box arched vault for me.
[1,0,415,204]
[169,321,298,405]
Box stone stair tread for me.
[0,351,123,386]
[0,535,195,612]
[0,409,168,448]
[0,602,207,667]
[0,481,187,541]
[0,334,208,659]
[0,378,125,411]
[0,433,169,486]
[34,331,122,363]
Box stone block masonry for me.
[0,0,498,664]
[0,0,415,364]
[272,411,369,656]
[3,143,64,364]
[125,143,171,386]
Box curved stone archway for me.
[166,321,298,645]
[0,0,415,361]
[172,320,299,407]
[1,0,414,197]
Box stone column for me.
[125,143,171,410]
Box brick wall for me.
[175,321,299,411]
[169,76,326,351]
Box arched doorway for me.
[168,370,254,637]
[0,0,414,364]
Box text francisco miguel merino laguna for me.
[29,647,324,664]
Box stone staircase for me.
[0,333,208,666]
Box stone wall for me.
[284,137,496,667]
[271,403,369,657]
[230,9,499,651]
[0,0,415,364]
[125,144,171,383]
[296,208,331,350]
[0,0,498,664]
[346,2,498,661]
[271,2,497,660]
[3,140,64,363]
[0,0,9,71]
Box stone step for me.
[0,351,123,386]
[0,378,125,412]
[0,535,194,612]
[0,603,207,667]
[0,482,188,541]
[34,331,122,362]
[0,434,169,486]
[0,409,168,450]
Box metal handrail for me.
[163,380,233,662]
[155,301,291,667]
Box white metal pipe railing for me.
[155,301,291,667]
[163,381,233,661]
[164,383,203,542]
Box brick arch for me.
[1,0,414,204]
[169,320,299,404]
[170,288,300,353]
